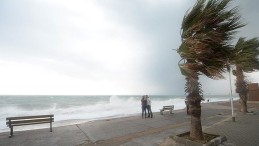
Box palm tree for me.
[177,0,244,140]
[230,37,259,113]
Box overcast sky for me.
[0,0,258,95]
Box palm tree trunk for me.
[235,66,248,113]
[190,102,203,140]
[185,74,204,140]
[239,94,248,113]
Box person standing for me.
[185,98,190,115]
[141,95,147,118]
[146,95,153,118]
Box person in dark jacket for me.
[141,96,147,118]
[185,98,190,115]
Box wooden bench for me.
[6,114,54,137]
[160,105,174,115]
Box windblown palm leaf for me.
[179,0,245,79]
[231,37,259,72]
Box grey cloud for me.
[95,0,259,95]
[234,0,259,38]
[95,0,195,94]
[0,0,258,95]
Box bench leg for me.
[9,126,13,138]
[160,110,163,115]
[50,122,52,132]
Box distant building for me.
[248,83,259,101]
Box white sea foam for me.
[0,95,237,132]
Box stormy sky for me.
[0,0,258,95]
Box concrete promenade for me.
[0,102,258,146]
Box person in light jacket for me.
[146,95,153,118]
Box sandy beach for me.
[0,100,259,146]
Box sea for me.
[0,95,238,132]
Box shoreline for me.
[1,100,259,146]
[0,99,240,133]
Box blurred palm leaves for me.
[231,37,259,73]
[178,0,245,80]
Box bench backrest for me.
[163,105,174,109]
[6,115,54,127]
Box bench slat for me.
[163,108,172,110]
[10,121,52,127]
[6,115,54,120]
[163,105,174,108]
[7,118,54,126]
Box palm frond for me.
[178,0,245,79]
[232,37,259,72]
